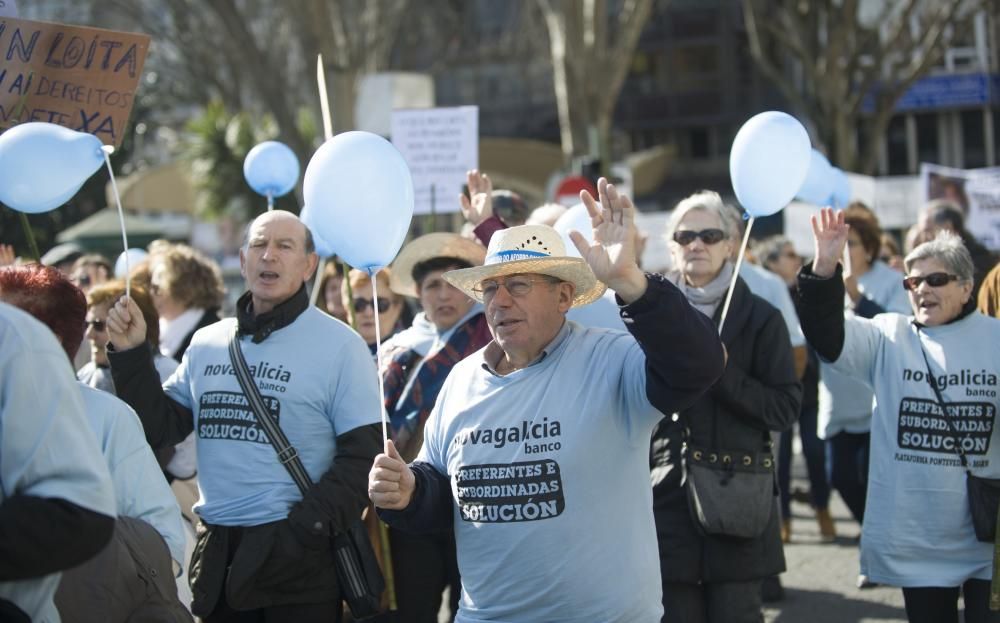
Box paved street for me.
[764,453,908,623]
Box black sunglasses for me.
[673,228,726,246]
[85,319,107,332]
[352,297,392,313]
[902,272,959,291]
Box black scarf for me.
[236,284,310,343]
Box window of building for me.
[887,115,908,175]
[961,109,986,168]
[669,44,719,92]
[915,112,939,165]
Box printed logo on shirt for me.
[202,361,292,394]
[453,417,562,454]
[198,390,280,444]
[901,367,998,398]
[896,397,996,456]
[455,459,565,523]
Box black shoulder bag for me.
[916,335,1000,544]
[228,330,385,619]
[682,411,777,539]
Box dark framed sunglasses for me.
[673,228,726,246]
[352,297,392,313]
[902,272,959,291]
[85,319,107,332]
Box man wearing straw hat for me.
[105,210,382,622]
[381,232,490,621]
[370,179,726,622]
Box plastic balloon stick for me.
[309,258,325,307]
[371,273,390,446]
[718,216,755,336]
[317,55,334,142]
[103,146,132,299]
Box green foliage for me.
[182,100,314,221]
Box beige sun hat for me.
[443,224,606,307]
[389,233,487,297]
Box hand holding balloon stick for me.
[722,111,811,335]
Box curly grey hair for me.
[903,231,974,284]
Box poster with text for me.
[391,106,478,215]
[921,163,1000,251]
[0,16,150,147]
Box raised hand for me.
[106,295,149,352]
[811,207,850,278]
[570,177,647,303]
[459,169,493,226]
[368,440,416,510]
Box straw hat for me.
[390,233,487,298]
[444,225,606,308]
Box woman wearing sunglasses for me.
[341,268,407,355]
[799,208,1000,623]
[652,191,801,623]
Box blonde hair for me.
[151,243,225,309]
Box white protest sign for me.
[0,1,17,17]
[391,106,478,215]
[921,163,1000,251]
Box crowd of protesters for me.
[1,167,999,623]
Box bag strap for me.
[228,328,313,495]
[914,326,971,474]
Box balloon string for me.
[309,257,325,307]
[371,273,390,448]
[718,216,754,336]
[267,192,274,212]
[103,147,131,299]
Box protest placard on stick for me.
[0,16,150,147]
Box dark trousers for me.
[661,580,763,623]
[389,527,460,623]
[203,526,342,623]
[826,431,870,523]
[902,579,1000,623]
[778,404,830,516]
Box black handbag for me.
[228,331,385,619]
[681,409,776,539]
[917,337,1000,544]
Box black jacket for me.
[171,308,221,362]
[381,273,727,533]
[651,277,801,583]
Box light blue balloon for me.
[0,122,105,214]
[796,149,835,205]
[243,141,300,197]
[303,131,414,272]
[729,112,811,217]
[830,168,851,208]
[299,204,337,258]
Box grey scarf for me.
[666,261,735,319]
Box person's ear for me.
[557,281,575,313]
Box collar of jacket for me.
[236,284,309,343]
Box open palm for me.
[570,178,646,302]
[811,207,850,278]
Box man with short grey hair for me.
[107,210,382,622]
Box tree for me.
[743,0,985,174]
[537,0,655,167]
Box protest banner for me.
[921,163,1000,251]
[391,106,478,215]
[0,16,150,147]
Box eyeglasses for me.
[672,229,726,246]
[902,272,960,291]
[352,297,392,313]
[471,276,557,301]
[85,319,107,332]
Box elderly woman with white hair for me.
[651,191,801,623]
[798,208,1000,623]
